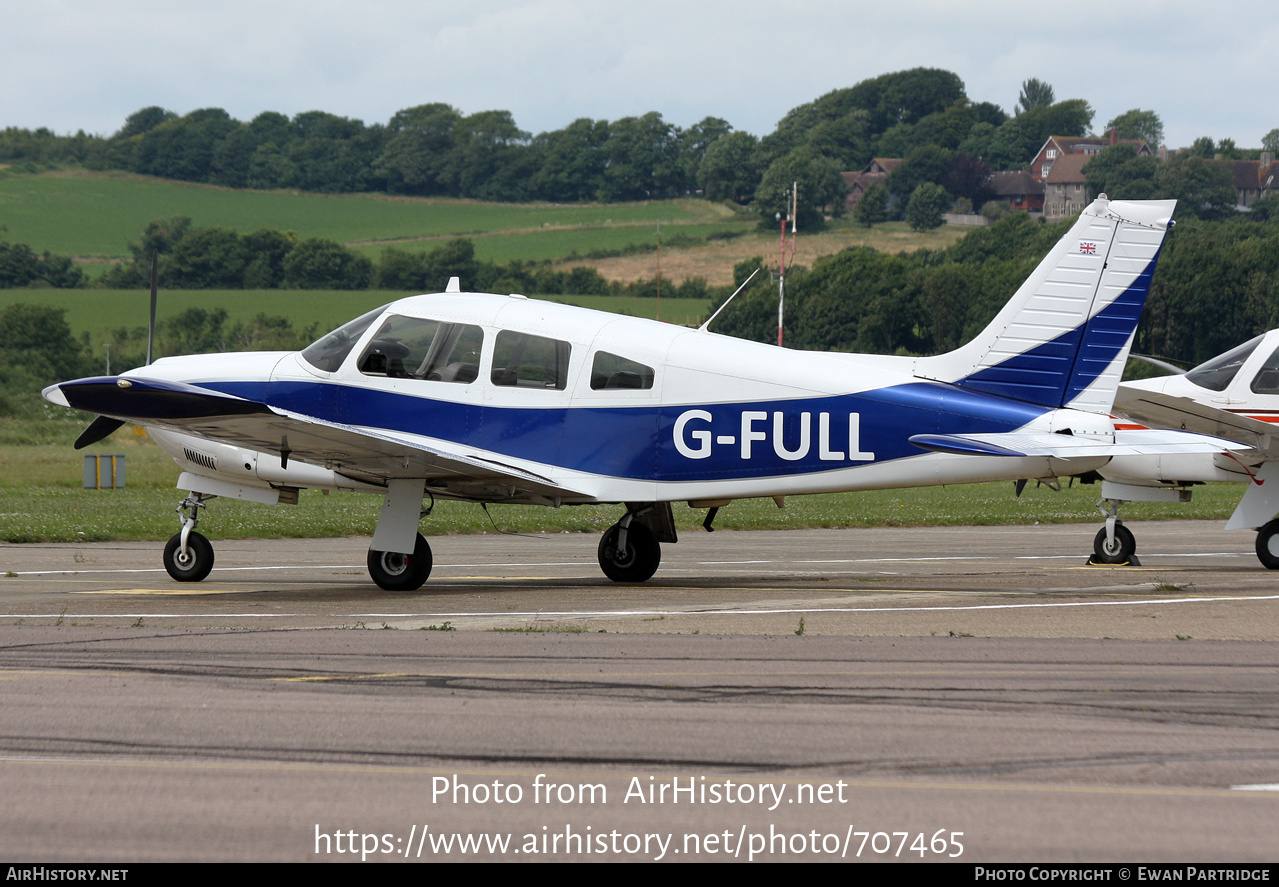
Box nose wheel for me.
[1255,520,1279,570]
[163,530,214,582]
[163,492,215,582]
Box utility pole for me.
[777,182,798,347]
[655,220,661,322]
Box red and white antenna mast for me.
[777,182,798,347]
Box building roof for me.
[1044,153,1091,184]
[1230,159,1265,190]
[990,170,1044,196]
[866,158,902,174]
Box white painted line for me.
[4,593,1276,622]
[1231,784,1279,791]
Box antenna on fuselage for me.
[697,267,761,333]
[446,277,461,293]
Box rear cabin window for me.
[357,315,483,383]
[491,331,571,390]
[590,351,654,390]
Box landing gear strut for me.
[367,532,433,591]
[163,492,215,582]
[598,513,661,583]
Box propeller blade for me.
[74,416,125,450]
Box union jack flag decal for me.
[1079,241,1097,255]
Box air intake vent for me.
[183,447,217,471]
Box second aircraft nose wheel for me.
[1092,523,1136,564]
[1255,520,1279,570]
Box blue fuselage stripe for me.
[201,379,1050,482]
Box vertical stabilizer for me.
[914,197,1176,413]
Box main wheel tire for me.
[597,522,661,583]
[1092,523,1136,564]
[1255,520,1279,570]
[163,531,214,582]
[367,533,433,591]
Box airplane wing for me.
[1113,386,1277,455]
[44,376,587,503]
[909,428,1246,459]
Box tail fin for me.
[914,196,1176,414]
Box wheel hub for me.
[380,552,409,576]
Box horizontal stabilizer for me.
[909,429,1245,459]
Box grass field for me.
[0,170,748,262]
[0,431,1247,546]
[0,171,979,289]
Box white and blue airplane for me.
[1094,329,1279,567]
[43,196,1236,590]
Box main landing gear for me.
[596,505,675,583]
[367,533,433,591]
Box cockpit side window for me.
[356,315,483,383]
[1185,335,1264,392]
[1251,343,1279,394]
[491,331,571,389]
[301,305,387,372]
[590,351,654,390]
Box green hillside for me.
[0,171,747,263]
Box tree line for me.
[70,214,718,298]
[0,69,1138,229]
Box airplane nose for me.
[41,383,69,408]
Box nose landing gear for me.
[163,493,215,582]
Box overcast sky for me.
[6,0,1276,151]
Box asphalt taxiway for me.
[2,520,1277,638]
[2,522,1278,862]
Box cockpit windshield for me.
[1184,334,1265,392]
[300,305,388,372]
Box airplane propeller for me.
[72,249,159,450]
[74,416,126,450]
